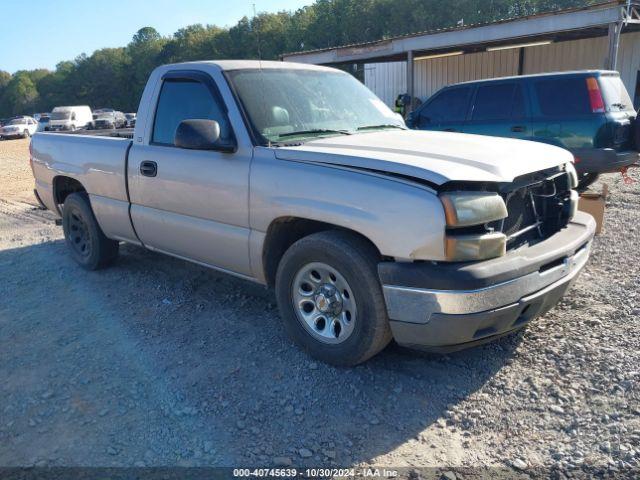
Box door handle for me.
[140,161,157,177]
[511,125,526,133]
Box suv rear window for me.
[534,78,591,117]
[599,75,634,112]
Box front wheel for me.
[275,231,392,366]
[62,193,119,270]
[23,130,30,138]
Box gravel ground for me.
[0,137,638,475]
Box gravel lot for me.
[0,137,638,475]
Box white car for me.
[0,116,38,139]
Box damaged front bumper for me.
[379,211,596,351]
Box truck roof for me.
[162,60,338,72]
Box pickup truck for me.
[31,60,596,366]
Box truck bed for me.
[31,131,133,212]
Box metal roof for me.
[282,0,640,64]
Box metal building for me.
[282,0,640,110]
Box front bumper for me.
[572,148,639,175]
[380,212,596,351]
[1,130,22,138]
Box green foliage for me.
[0,0,598,117]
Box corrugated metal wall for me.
[364,62,406,107]
[618,31,640,94]
[364,31,640,108]
[413,49,520,99]
[522,36,607,74]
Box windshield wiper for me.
[278,129,351,139]
[356,124,406,131]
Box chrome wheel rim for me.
[292,262,357,344]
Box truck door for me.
[127,70,252,277]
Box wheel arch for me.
[261,216,383,288]
[52,175,87,214]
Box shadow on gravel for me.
[0,240,521,466]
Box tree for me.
[131,27,161,45]
[0,71,11,90]
[0,73,39,115]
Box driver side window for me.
[420,87,472,125]
[152,78,231,146]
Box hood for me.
[274,130,573,186]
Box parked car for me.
[407,70,639,189]
[1,116,38,139]
[125,113,136,128]
[37,114,51,132]
[93,110,126,129]
[30,61,595,366]
[49,105,93,131]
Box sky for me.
[0,0,313,74]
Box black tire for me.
[62,192,119,270]
[577,172,599,192]
[275,231,392,366]
[23,130,30,138]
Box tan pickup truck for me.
[30,61,595,365]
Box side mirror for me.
[174,119,235,152]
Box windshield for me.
[125,114,135,119]
[226,68,404,143]
[51,111,71,120]
[599,75,634,112]
[96,112,114,119]
[8,118,26,125]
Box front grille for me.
[489,167,573,250]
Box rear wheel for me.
[62,193,119,270]
[275,231,392,366]
[23,130,30,138]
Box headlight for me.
[445,232,506,262]
[566,163,579,189]
[440,191,508,228]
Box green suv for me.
[407,70,639,189]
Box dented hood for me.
[274,130,573,185]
